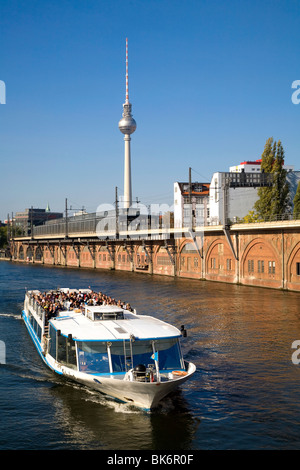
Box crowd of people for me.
[31,288,134,321]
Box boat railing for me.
[25,292,46,331]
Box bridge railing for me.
[232,213,300,224]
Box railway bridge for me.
[9,219,300,292]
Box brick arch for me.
[66,245,78,266]
[10,243,17,259]
[18,244,24,260]
[67,245,76,257]
[95,244,111,268]
[205,237,224,258]
[205,237,236,281]
[153,245,171,263]
[34,245,43,262]
[153,245,174,276]
[178,238,201,276]
[25,245,33,261]
[115,244,131,268]
[134,244,147,259]
[80,245,93,267]
[177,238,193,254]
[286,241,300,288]
[96,245,109,253]
[134,244,145,255]
[206,238,226,270]
[240,237,281,287]
[116,245,126,254]
[43,246,52,262]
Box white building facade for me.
[209,160,300,225]
[174,182,210,228]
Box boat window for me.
[28,312,42,340]
[94,311,124,321]
[57,334,77,370]
[77,341,110,373]
[109,338,183,373]
[110,342,128,372]
[155,338,183,371]
[86,309,125,321]
[49,325,57,359]
[110,342,154,372]
[131,341,155,370]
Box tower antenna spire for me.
[126,37,129,103]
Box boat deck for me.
[50,307,181,342]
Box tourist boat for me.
[22,288,196,411]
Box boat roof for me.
[49,305,181,342]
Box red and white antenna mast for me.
[126,37,129,103]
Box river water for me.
[0,260,300,451]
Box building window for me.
[268,261,275,274]
[296,263,300,276]
[258,260,264,273]
[248,259,254,273]
[157,256,172,266]
[211,258,216,269]
[194,257,198,268]
[226,259,232,271]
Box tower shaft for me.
[124,135,132,208]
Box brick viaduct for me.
[10,220,300,292]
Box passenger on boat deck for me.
[32,289,134,317]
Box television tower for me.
[118,38,137,209]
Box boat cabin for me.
[85,305,125,321]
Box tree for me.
[0,226,7,249]
[240,210,260,223]
[271,140,291,216]
[253,137,291,220]
[253,137,275,219]
[293,182,300,219]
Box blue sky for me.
[1,0,300,221]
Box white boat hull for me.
[49,357,196,411]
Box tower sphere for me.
[118,104,137,135]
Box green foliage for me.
[241,211,260,223]
[0,226,8,248]
[252,137,291,220]
[293,182,300,219]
